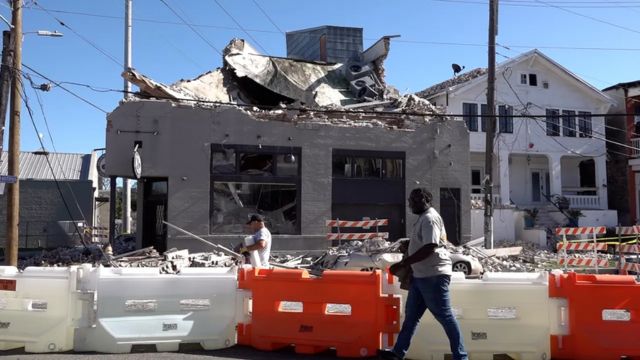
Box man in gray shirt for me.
[241,214,272,267]
[380,188,467,360]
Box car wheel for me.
[452,261,471,275]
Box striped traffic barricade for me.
[326,218,389,246]
[616,226,640,275]
[555,226,607,273]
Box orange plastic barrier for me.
[549,272,640,360]
[237,268,400,357]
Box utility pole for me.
[484,0,497,250]
[6,0,22,266]
[122,0,132,234]
[0,31,14,159]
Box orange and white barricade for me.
[326,218,389,245]
[556,226,607,273]
[616,226,640,275]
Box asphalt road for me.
[0,345,367,360]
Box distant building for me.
[603,80,640,224]
[286,26,363,63]
[418,49,617,245]
[0,151,99,249]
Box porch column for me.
[549,154,562,198]
[595,156,608,209]
[498,153,510,206]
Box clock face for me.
[132,150,142,179]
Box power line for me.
[24,6,640,53]
[158,0,222,55]
[211,0,270,54]
[32,1,122,67]
[532,0,640,35]
[22,63,108,113]
[251,0,285,34]
[431,0,640,8]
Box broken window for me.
[239,153,274,175]
[210,144,301,234]
[462,103,478,132]
[332,152,404,179]
[211,182,297,234]
[578,111,592,138]
[498,105,513,133]
[383,159,403,179]
[546,109,560,136]
[212,150,236,174]
[528,74,538,86]
[562,110,576,137]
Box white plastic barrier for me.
[0,266,85,352]
[73,266,247,353]
[388,272,565,360]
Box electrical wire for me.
[211,0,270,54]
[23,5,640,53]
[32,1,122,67]
[21,63,108,114]
[158,0,222,55]
[251,0,285,34]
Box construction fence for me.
[1,265,640,359]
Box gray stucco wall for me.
[106,100,470,252]
[0,180,95,248]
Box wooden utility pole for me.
[484,0,497,249]
[0,31,14,156]
[6,0,22,266]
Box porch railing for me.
[564,195,600,209]
[632,138,640,158]
[470,193,502,206]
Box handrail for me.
[540,193,573,223]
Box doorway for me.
[530,170,550,203]
[440,188,461,245]
[142,178,168,253]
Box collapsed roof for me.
[123,38,441,115]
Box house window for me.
[210,144,301,235]
[520,74,528,85]
[562,110,576,137]
[635,105,640,136]
[471,168,483,194]
[481,104,489,132]
[462,102,478,132]
[332,153,404,179]
[528,74,538,86]
[578,111,592,138]
[498,105,513,133]
[546,109,560,136]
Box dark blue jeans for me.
[392,274,468,360]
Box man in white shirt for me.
[240,214,272,267]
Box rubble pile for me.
[17,245,105,270]
[464,243,558,272]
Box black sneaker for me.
[378,349,403,360]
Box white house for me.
[418,49,617,245]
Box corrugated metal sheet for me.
[0,151,92,180]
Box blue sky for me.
[3,0,640,154]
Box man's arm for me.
[244,240,266,252]
[401,243,437,266]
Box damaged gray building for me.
[106,28,470,252]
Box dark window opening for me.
[498,105,513,133]
[546,109,560,136]
[562,110,576,137]
[332,152,404,179]
[528,74,538,86]
[212,150,236,174]
[462,102,478,132]
[578,111,592,138]
[239,153,274,175]
[579,159,596,195]
[471,169,483,194]
[481,104,489,132]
